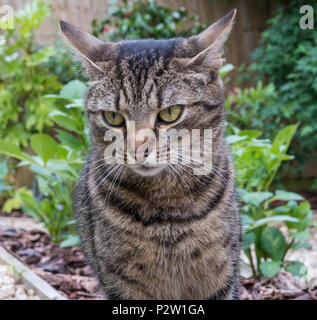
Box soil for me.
[0,227,316,300]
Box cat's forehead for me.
[87,39,184,114]
[115,38,179,64]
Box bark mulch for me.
[0,228,104,300]
[0,228,316,300]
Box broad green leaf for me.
[291,230,310,241]
[241,192,273,206]
[241,214,254,228]
[286,201,312,231]
[60,235,81,248]
[259,260,282,278]
[49,111,80,133]
[242,232,255,250]
[260,226,286,261]
[238,130,262,139]
[31,134,58,164]
[285,261,306,277]
[59,80,87,100]
[272,190,304,202]
[272,124,298,157]
[0,140,35,164]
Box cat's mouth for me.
[128,164,165,176]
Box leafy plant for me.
[45,40,87,84]
[228,124,312,278]
[92,0,206,41]
[245,0,317,165]
[226,81,279,136]
[0,80,89,244]
[0,0,61,147]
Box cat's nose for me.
[130,137,149,162]
[135,137,148,152]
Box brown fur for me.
[61,9,241,300]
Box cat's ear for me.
[185,9,236,70]
[59,20,114,75]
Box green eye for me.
[158,105,183,123]
[102,111,125,127]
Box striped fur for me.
[63,9,241,300]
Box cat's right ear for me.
[59,21,113,75]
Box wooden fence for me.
[2,0,273,80]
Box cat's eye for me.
[102,111,125,127]
[158,105,183,124]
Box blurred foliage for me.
[228,124,312,278]
[92,0,206,40]
[240,0,317,168]
[0,0,61,147]
[0,80,89,244]
[47,0,206,83]
[45,40,86,85]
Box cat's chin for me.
[128,164,165,177]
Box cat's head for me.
[60,9,236,177]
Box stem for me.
[248,248,257,277]
[282,239,295,262]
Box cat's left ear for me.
[185,9,236,70]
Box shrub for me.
[228,124,312,278]
[92,0,206,41]
[0,0,61,147]
[0,80,89,245]
[246,0,317,165]
[225,81,279,135]
[45,40,85,85]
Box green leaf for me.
[226,135,247,144]
[60,235,81,248]
[291,242,312,250]
[272,190,304,202]
[241,192,273,206]
[285,261,306,277]
[272,124,298,157]
[249,215,299,230]
[220,64,234,78]
[31,134,58,164]
[260,226,286,261]
[3,197,23,213]
[242,232,255,250]
[59,80,87,100]
[286,201,312,231]
[240,214,254,228]
[291,230,310,241]
[0,140,35,164]
[259,260,282,278]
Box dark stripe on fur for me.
[102,166,229,226]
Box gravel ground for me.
[0,264,40,300]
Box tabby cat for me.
[60,8,241,300]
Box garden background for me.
[0,0,316,300]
